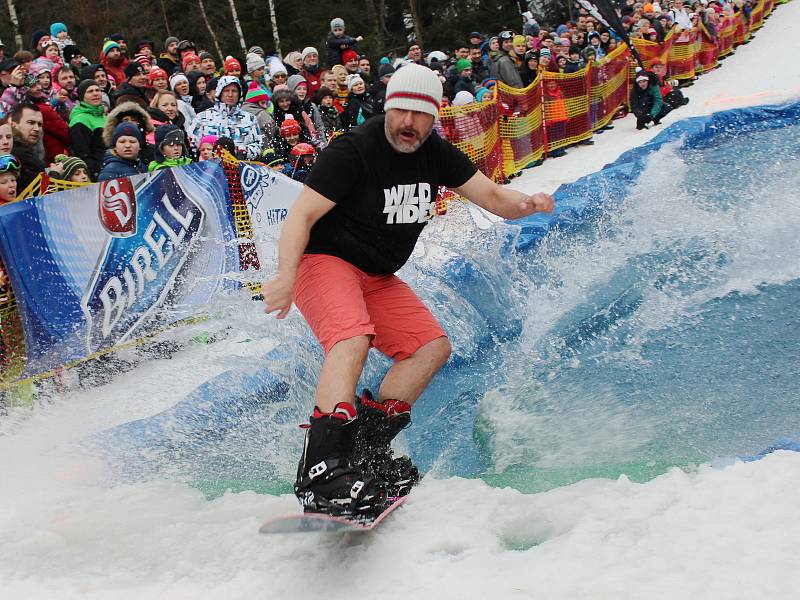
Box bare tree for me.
[408,0,423,47]
[197,0,225,62]
[5,0,23,49]
[159,0,172,36]
[226,0,247,54]
[267,0,281,56]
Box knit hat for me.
[280,117,301,137]
[384,63,443,119]
[113,121,144,146]
[512,35,526,46]
[155,124,185,150]
[330,64,347,79]
[301,47,318,61]
[330,18,345,31]
[182,53,200,72]
[539,48,551,58]
[246,53,266,73]
[199,134,218,147]
[53,154,87,180]
[31,30,49,50]
[109,33,126,43]
[63,45,82,64]
[124,62,145,80]
[378,63,395,79]
[148,67,169,85]
[164,36,179,49]
[244,85,269,104]
[102,40,121,56]
[136,39,154,52]
[313,87,334,103]
[287,74,307,93]
[50,23,68,37]
[455,58,472,74]
[133,53,152,67]
[341,49,358,64]
[636,74,649,83]
[199,51,214,62]
[269,61,288,77]
[346,74,364,91]
[475,87,491,102]
[224,56,241,74]
[452,91,474,106]
[248,46,264,57]
[77,79,99,101]
[170,73,189,90]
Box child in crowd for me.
[326,18,363,67]
[0,154,19,204]
[273,117,303,162]
[50,22,76,58]
[280,142,316,182]
[198,135,218,161]
[313,87,341,140]
[149,124,192,171]
[47,154,90,182]
[0,119,12,154]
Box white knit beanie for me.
[301,46,318,61]
[346,73,364,91]
[330,18,345,31]
[384,63,442,119]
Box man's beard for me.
[385,121,432,154]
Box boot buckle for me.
[308,461,328,480]
[350,480,364,499]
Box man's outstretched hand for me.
[518,192,555,217]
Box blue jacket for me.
[97,149,148,181]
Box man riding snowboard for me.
[263,63,554,516]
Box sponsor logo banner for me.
[0,162,238,377]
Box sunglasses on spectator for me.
[273,73,287,79]
[0,155,21,173]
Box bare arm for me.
[262,185,336,318]
[453,169,554,220]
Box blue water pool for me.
[98,103,800,496]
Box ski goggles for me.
[0,155,21,174]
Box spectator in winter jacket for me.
[69,80,107,180]
[630,72,671,130]
[490,34,524,88]
[9,103,45,191]
[169,73,197,124]
[342,74,375,131]
[270,86,311,143]
[563,46,584,74]
[370,63,393,114]
[46,154,89,183]
[326,18,362,68]
[187,71,213,114]
[26,78,70,164]
[288,74,325,145]
[199,52,217,78]
[469,45,491,84]
[241,84,275,147]
[103,101,155,162]
[148,124,192,171]
[245,53,269,92]
[453,59,476,97]
[100,39,128,88]
[113,62,150,108]
[187,75,263,159]
[0,60,27,119]
[300,47,323,95]
[521,50,539,86]
[98,121,148,181]
[651,61,689,109]
[313,87,341,140]
[146,90,189,145]
[157,37,180,75]
[80,64,112,108]
[50,66,79,120]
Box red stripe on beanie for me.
[386,91,440,110]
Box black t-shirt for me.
[304,115,477,274]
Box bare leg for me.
[378,336,451,405]
[315,335,371,413]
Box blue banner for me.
[0,161,239,377]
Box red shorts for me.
[293,254,446,361]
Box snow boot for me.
[352,389,420,498]
[294,402,387,516]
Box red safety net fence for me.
[436,0,778,184]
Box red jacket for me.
[33,97,70,163]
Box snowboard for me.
[259,496,407,534]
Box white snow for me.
[2,4,800,598]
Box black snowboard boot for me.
[294,402,387,516]
[351,390,420,498]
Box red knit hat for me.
[280,117,301,137]
[341,49,358,64]
[148,67,168,85]
[224,56,241,74]
[182,53,201,72]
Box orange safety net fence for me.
[541,67,592,153]
[590,44,632,132]
[496,77,545,175]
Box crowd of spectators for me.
[0,0,757,205]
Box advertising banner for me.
[238,162,301,270]
[0,161,239,377]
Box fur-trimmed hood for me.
[102,101,156,147]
